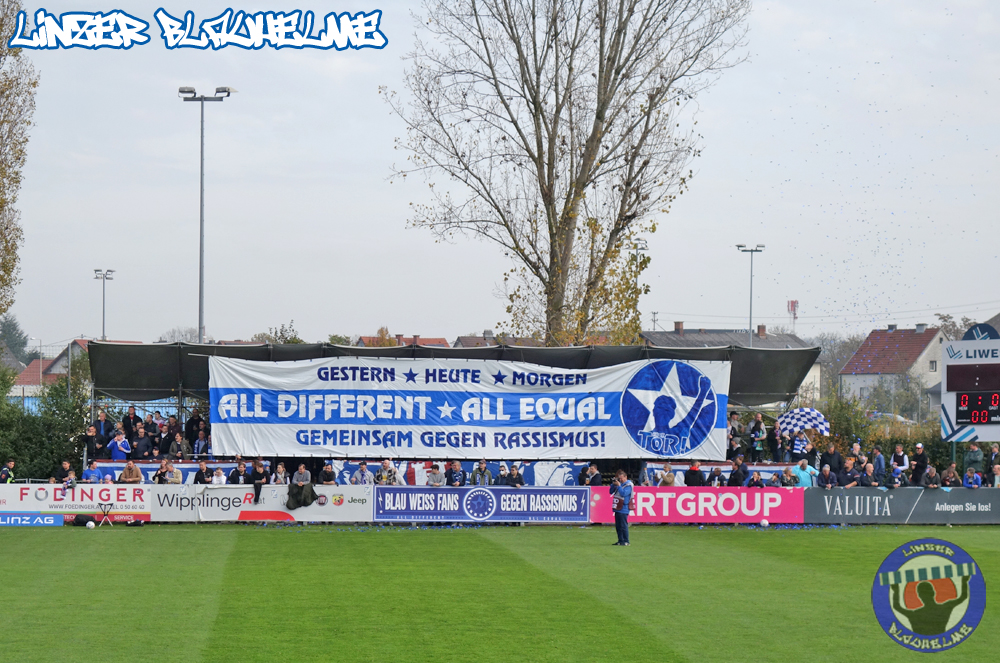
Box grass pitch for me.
[1,523,997,662]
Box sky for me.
[7,0,1000,350]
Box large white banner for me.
[150,485,374,522]
[210,357,730,461]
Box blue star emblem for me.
[492,371,506,385]
[403,369,418,383]
[463,488,496,520]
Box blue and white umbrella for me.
[777,407,830,436]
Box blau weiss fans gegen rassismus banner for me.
[208,357,731,460]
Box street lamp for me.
[94,269,114,341]
[735,244,765,348]
[632,238,649,344]
[178,85,236,344]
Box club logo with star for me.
[462,488,497,521]
[620,360,717,457]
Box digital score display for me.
[955,392,1000,425]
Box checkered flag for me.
[776,407,831,436]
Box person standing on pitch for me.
[610,469,633,546]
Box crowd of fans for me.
[81,407,213,463]
[701,413,1000,489]
[8,406,1000,493]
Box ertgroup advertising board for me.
[209,356,731,461]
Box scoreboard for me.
[954,392,1000,425]
[942,338,1000,441]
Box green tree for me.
[823,382,875,452]
[0,366,80,480]
[0,311,36,363]
[864,370,925,422]
[37,350,91,458]
[0,0,39,316]
[251,321,305,344]
[327,334,351,345]
[389,0,749,345]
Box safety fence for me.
[2,485,999,526]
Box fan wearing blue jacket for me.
[109,431,131,461]
[963,467,981,488]
[610,469,633,547]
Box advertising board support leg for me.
[177,381,184,430]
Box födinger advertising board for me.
[151,485,374,522]
[0,484,151,522]
[209,356,730,461]
[589,487,804,524]
[375,486,590,523]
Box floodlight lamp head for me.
[215,86,236,97]
[178,87,196,99]
[756,244,765,249]
[105,270,115,279]
[735,244,746,249]
[93,269,102,278]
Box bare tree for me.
[934,313,976,341]
[388,0,749,344]
[0,0,38,316]
[157,326,201,343]
[250,321,305,344]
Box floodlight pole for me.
[94,269,114,341]
[736,244,765,348]
[179,86,235,344]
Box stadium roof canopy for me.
[88,341,820,407]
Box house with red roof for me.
[838,324,944,399]
[44,339,89,376]
[10,358,60,398]
[355,334,450,348]
[453,330,544,348]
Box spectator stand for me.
[94,460,267,484]
[642,461,796,486]
[332,459,592,486]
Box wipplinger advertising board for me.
[150,484,374,522]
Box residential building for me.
[44,339,89,376]
[10,358,59,398]
[355,334,450,348]
[0,341,25,374]
[838,324,943,399]
[453,330,544,348]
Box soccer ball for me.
[760,519,769,528]
[86,521,95,529]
